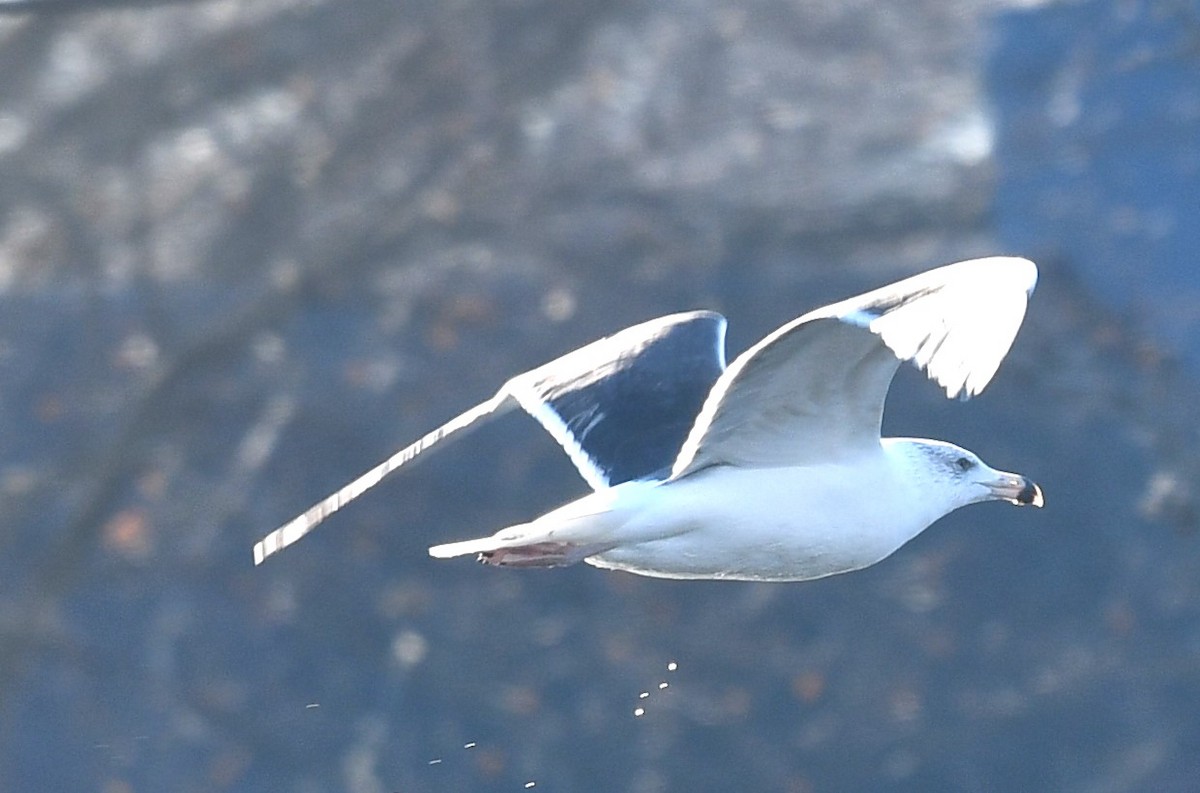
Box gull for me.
[254,256,1043,582]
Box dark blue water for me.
[992,0,1200,365]
[2,2,1200,792]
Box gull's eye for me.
[955,456,974,472]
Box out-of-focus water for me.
[992,0,1200,366]
[0,2,1198,792]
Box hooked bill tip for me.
[1016,480,1044,508]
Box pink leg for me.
[479,542,607,568]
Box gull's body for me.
[254,257,1044,582]
[491,448,943,581]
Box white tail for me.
[428,536,504,559]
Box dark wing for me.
[254,311,727,564]
[669,257,1038,479]
[504,310,727,486]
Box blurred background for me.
[0,0,1198,791]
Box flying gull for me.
[254,256,1043,581]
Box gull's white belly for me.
[586,460,937,582]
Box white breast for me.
[586,450,939,582]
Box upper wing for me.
[253,310,726,564]
[505,310,727,488]
[669,257,1038,479]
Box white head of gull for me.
[254,257,1043,582]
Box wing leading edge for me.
[253,310,727,564]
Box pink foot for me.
[479,542,605,568]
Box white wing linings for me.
[670,257,1037,479]
[817,256,1036,400]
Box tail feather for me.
[428,537,501,559]
[428,526,609,568]
[429,488,635,566]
